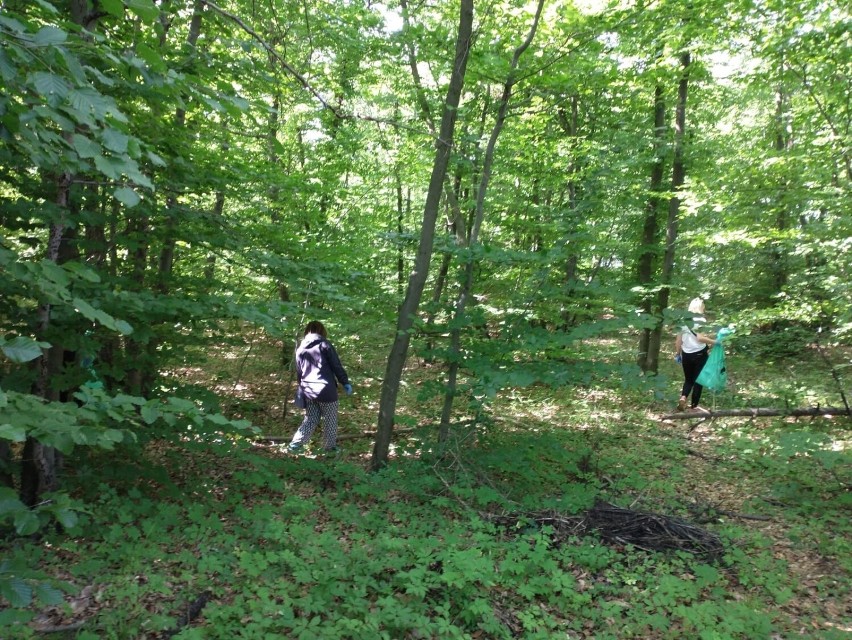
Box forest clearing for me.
[1,0,850,637]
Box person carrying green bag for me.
[696,326,734,393]
[674,298,718,412]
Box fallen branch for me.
[712,508,772,522]
[35,621,86,635]
[685,448,721,462]
[255,428,418,444]
[662,406,850,420]
[162,591,211,639]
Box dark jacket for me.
[296,333,349,402]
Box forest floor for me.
[7,318,851,638]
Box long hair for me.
[304,320,327,338]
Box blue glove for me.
[343,383,353,395]
[675,354,682,364]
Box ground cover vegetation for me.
[1,0,850,637]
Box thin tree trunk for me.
[395,168,405,296]
[18,0,104,504]
[204,190,226,281]
[138,1,204,394]
[637,83,667,371]
[371,0,474,470]
[439,0,545,441]
[557,94,583,328]
[157,0,204,294]
[648,51,691,374]
[20,172,71,506]
[771,73,792,298]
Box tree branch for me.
[662,406,851,420]
[200,0,432,140]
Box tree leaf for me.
[94,154,120,179]
[35,582,65,606]
[113,186,141,208]
[1,577,33,608]
[68,87,109,119]
[141,405,160,424]
[0,47,16,82]
[29,0,60,13]
[100,0,125,18]
[71,133,100,159]
[33,26,67,46]
[101,429,125,443]
[114,319,134,335]
[102,128,129,154]
[32,72,69,99]
[136,42,166,72]
[0,487,26,515]
[1,336,44,363]
[147,151,167,167]
[126,166,153,190]
[0,423,27,442]
[63,261,101,283]
[53,508,79,531]
[14,510,41,536]
[126,0,159,23]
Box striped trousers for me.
[291,400,339,450]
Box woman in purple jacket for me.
[289,321,352,453]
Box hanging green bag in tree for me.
[696,327,733,392]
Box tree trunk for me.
[395,168,405,297]
[156,0,204,294]
[770,73,792,299]
[204,190,226,282]
[20,171,71,506]
[662,406,850,420]
[371,0,474,470]
[439,0,545,441]
[648,51,691,375]
[557,94,583,328]
[637,83,667,371]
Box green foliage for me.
[0,556,73,626]
[0,336,48,364]
[0,487,82,536]
[1,369,848,638]
[0,0,849,635]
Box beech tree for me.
[372,0,474,470]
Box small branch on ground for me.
[35,621,86,635]
[161,591,212,639]
[688,502,772,523]
[685,448,722,462]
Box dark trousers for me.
[681,347,709,407]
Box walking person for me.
[289,321,352,453]
[674,298,717,412]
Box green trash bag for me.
[696,327,733,392]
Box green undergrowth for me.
[2,323,849,638]
[3,413,849,639]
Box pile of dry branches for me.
[487,500,724,560]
